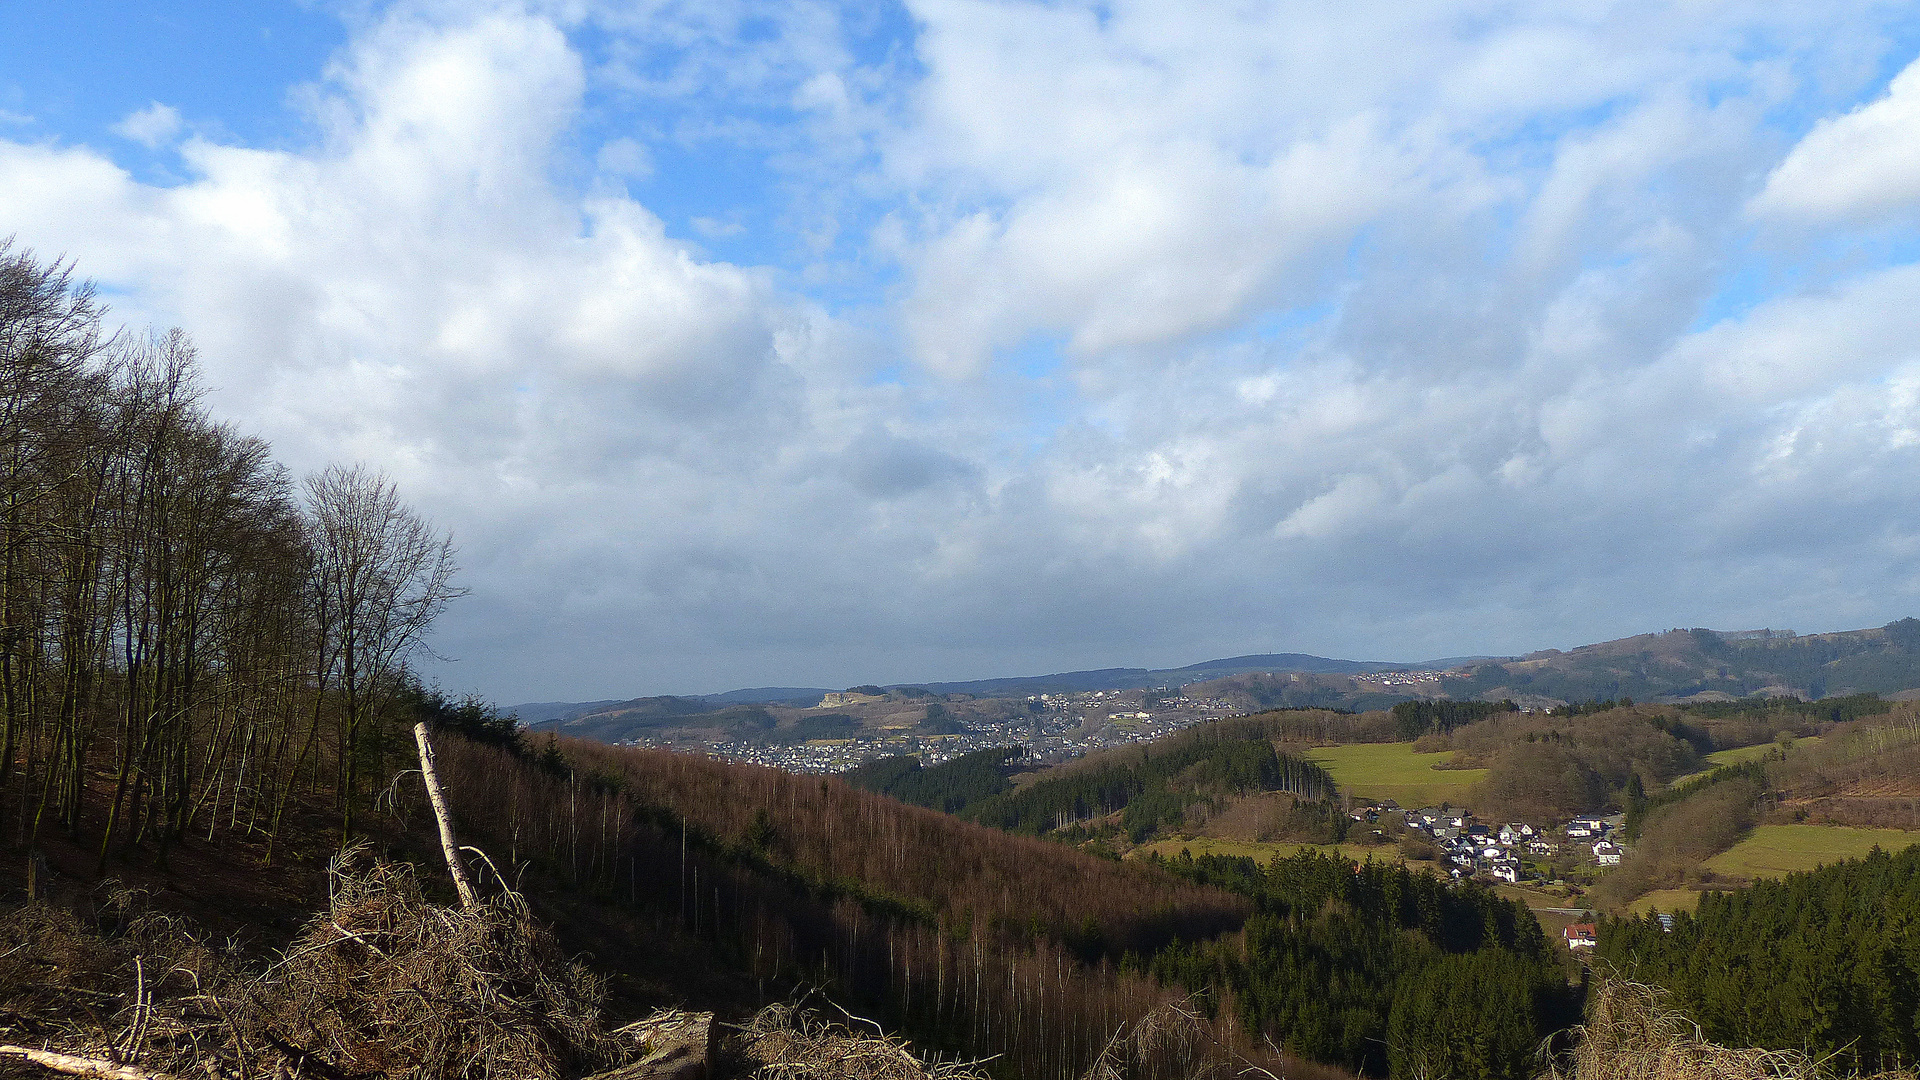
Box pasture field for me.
[1304,742,1486,806]
[1697,736,1820,771]
[1491,882,1577,910]
[1703,824,1920,879]
[1626,889,1704,916]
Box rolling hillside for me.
[1447,621,1920,705]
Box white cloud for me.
[7,1,1920,699]
[1752,57,1920,224]
[112,102,182,148]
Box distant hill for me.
[515,619,1920,733]
[1446,620,1920,705]
[903,652,1443,698]
[698,686,834,706]
[508,699,624,724]
[510,689,831,726]
[510,652,1418,723]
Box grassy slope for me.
[1702,824,1920,877]
[1667,737,1822,783]
[1625,889,1706,915]
[1704,738,1814,768]
[1615,825,1920,916]
[1303,743,1486,806]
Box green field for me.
[1703,824,1920,879]
[1304,742,1487,806]
[1697,736,1821,771]
[1625,888,1705,915]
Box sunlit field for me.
[1703,824,1920,878]
[1303,743,1486,806]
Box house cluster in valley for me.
[1349,801,1627,884]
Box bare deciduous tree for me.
[305,463,466,838]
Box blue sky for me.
[8,1,1920,702]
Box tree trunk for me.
[413,721,477,909]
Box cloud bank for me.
[6,1,1920,700]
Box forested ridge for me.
[961,715,1335,841]
[423,727,1325,1080]
[841,745,1023,813]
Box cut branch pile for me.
[232,846,623,1080]
[0,886,239,1077]
[1539,981,1916,1080]
[1,850,626,1080]
[729,1001,989,1080]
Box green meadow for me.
[1689,735,1821,773]
[1703,824,1920,879]
[1304,742,1486,806]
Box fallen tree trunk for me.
[0,1044,177,1080]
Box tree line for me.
[1391,698,1516,740]
[0,243,462,867]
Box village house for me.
[1564,924,1597,949]
[1593,840,1622,866]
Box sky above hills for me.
[6,2,1920,701]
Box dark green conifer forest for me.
[1147,850,1576,1080]
[1597,844,1920,1073]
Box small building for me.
[1527,839,1559,856]
[1593,841,1622,866]
[1564,924,1597,950]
